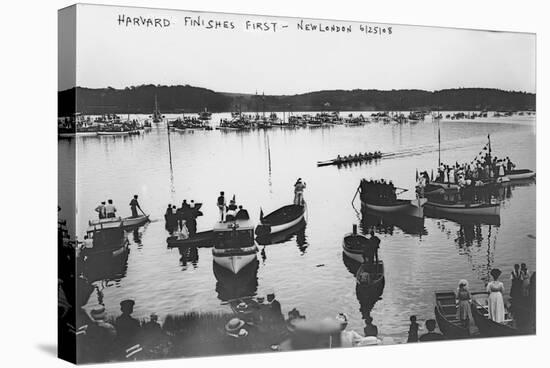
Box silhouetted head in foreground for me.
[425,319,437,332]
[120,299,135,315]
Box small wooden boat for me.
[470,293,519,337]
[89,214,149,230]
[355,261,385,299]
[212,218,258,274]
[256,218,306,245]
[255,204,306,236]
[122,214,150,228]
[434,291,479,339]
[342,227,369,263]
[502,169,535,181]
[425,200,500,216]
[361,198,426,219]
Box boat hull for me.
[426,201,500,216]
[256,205,306,236]
[212,249,258,274]
[122,215,149,228]
[502,170,535,181]
[361,198,426,218]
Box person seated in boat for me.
[227,199,238,212]
[114,299,141,349]
[266,291,284,325]
[336,154,342,162]
[105,199,117,218]
[95,201,107,219]
[129,195,142,218]
[235,205,250,220]
[418,319,444,342]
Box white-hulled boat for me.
[88,214,149,230]
[212,218,257,274]
[425,200,500,216]
[361,198,427,219]
[501,169,536,181]
[255,203,306,236]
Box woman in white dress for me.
[487,268,505,323]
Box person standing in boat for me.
[105,199,117,218]
[370,231,381,264]
[294,178,306,206]
[487,268,505,323]
[217,191,226,222]
[129,195,142,218]
[456,280,473,329]
[95,201,107,219]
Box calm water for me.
[59,113,536,341]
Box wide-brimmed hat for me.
[458,279,469,288]
[225,318,245,333]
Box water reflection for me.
[178,246,199,270]
[214,259,259,301]
[342,254,384,325]
[360,209,427,237]
[435,218,498,283]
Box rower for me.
[129,195,142,218]
[235,205,250,220]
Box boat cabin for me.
[213,219,255,248]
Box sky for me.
[60,4,536,94]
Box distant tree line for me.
[58,85,535,116]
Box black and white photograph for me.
[56,3,536,365]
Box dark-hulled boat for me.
[342,228,369,263]
[470,294,519,337]
[355,261,385,299]
[167,230,214,248]
[433,290,485,339]
[317,151,382,167]
[255,204,306,236]
[256,219,306,245]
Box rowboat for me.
[342,230,369,263]
[501,169,535,181]
[355,261,385,299]
[470,293,519,337]
[433,290,485,339]
[122,214,150,228]
[317,152,382,167]
[361,198,426,219]
[212,218,258,274]
[88,214,149,230]
[255,204,306,236]
[425,200,500,216]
